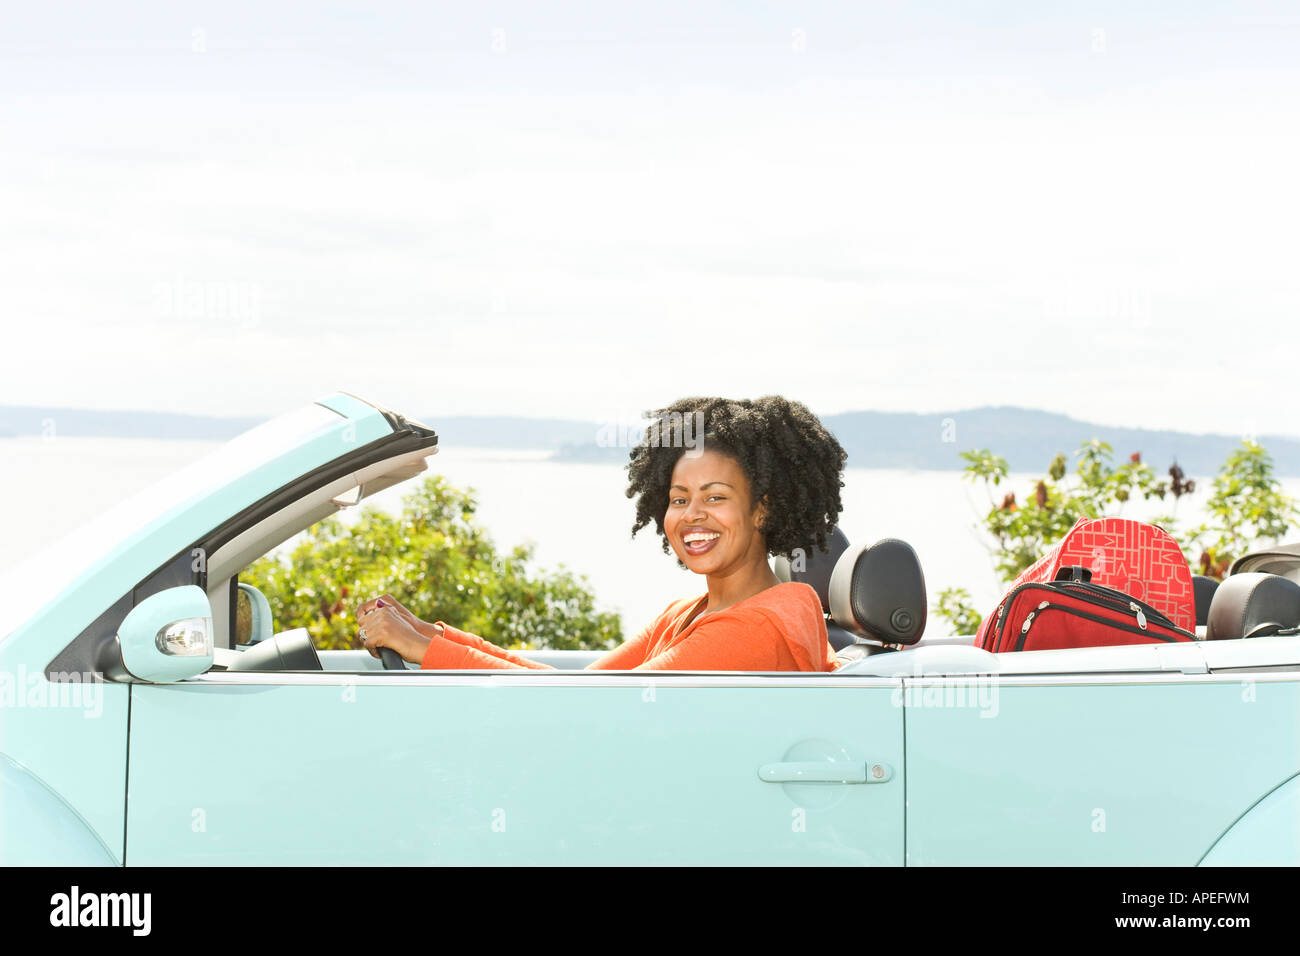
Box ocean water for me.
[3,436,1296,636]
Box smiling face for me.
[663,448,770,578]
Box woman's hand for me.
[356,605,433,664]
[355,593,444,640]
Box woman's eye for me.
[669,494,722,505]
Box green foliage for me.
[1182,441,1300,578]
[933,587,983,636]
[962,438,1298,584]
[962,440,1188,583]
[958,449,1008,487]
[244,476,623,652]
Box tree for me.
[958,440,1187,584]
[933,439,1298,635]
[243,476,623,652]
[1182,440,1300,578]
[933,586,984,637]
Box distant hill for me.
[0,406,264,440]
[821,407,1300,477]
[429,416,601,450]
[3,404,1298,476]
[0,406,600,447]
[548,406,1300,477]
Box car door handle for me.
[757,761,893,784]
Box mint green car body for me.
[2,393,1297,865]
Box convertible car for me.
[2,392,1297,865]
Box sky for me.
[2,2,1298,437]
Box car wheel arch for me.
[1198,771,1300,866]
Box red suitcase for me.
[974,517,1195,649]
[980,576,1197,653]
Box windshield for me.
[0,403,347,641]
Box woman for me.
[354,396,847,672]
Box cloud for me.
[1,5,1297,436]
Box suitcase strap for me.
[988,580,1191,652]
[1015,600,1191,652]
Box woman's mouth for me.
[682,530,721,556]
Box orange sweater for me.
[419,581,840,672]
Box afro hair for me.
[625,395,846,561]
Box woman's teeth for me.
[684,532,720,553]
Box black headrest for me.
[1206,572,1300,640]
[827,538,927,645]
[773,527,850,614]
[1192,575,1219,627]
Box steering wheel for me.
[378,647,407,671]
[358,604,410,670]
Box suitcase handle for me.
[1054,565,1093,583]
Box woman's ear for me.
[754,494,770,533]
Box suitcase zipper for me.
[1056,581,1173,627]
[1020,601,1050,636]
[990,580,1182,652]
[990,582,1058,651]
[1131,602,1147,629]
[1015,602,1192,652]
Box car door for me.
[126,670,905,865]
[903,664,1300,864]
[1,395,438,865]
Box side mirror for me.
[235,583,274,645]
[117,585,214,683]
